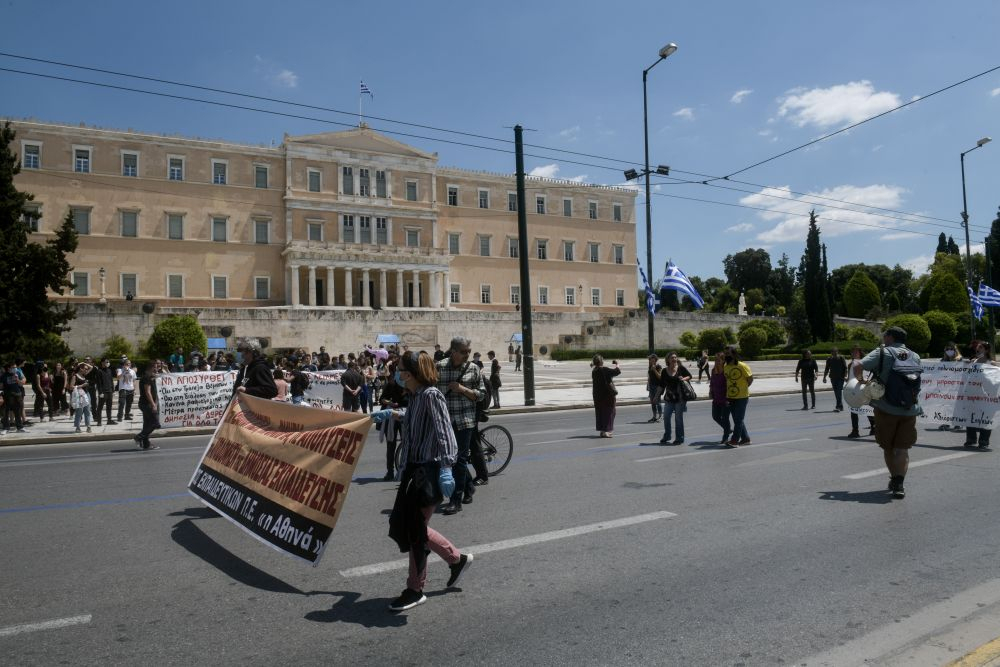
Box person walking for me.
[487,351,502,409]
[658,352,692,445]
[68,362,92,434]
[233,338,278,400]
[116,359,137,422]
[823,347,847,412]
[514,346,522,372]
[387,350,472,612]
[436,337,486,515]
[646,354,663,423]
[696,350,710,383]
[846,346,874,438]
[591,355,620,438]
[135,360,163,450]
[964,340,994,451]
[708,351,731,444]
[725,347,753,447]
[795,350,818,410]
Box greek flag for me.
[978,281,1000,307]
[661,261,705,309]
[637,259,657,314]
[360,80,374,99]
[969,285,984,320]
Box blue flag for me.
[969,285,984,321]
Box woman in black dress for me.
[591,355,621,438]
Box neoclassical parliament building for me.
[11,119,639,314]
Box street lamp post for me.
[961,136,992,336]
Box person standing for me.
[514,346,522,372]
[116,358,137,422]
[168,347,184,373]
[508,342,515,363]
[725,347,753,447]
[52,361,69,416]
[68,362,92,434]
[708,351,731,444]
[233,339,278,400]
[32,363,53,422]
[387,351,472,612]
[855,326,921,499]
[379,367,408,481]
[964,340,994,451]
[795,350,818,410]
[436,337,486,515]
[1,361,26,433]
[84,357,99,422]
[658,352,692,445]
[823,347,848,412]
[433,344,446,363]
[135,360,162,450]
[487,351,502,409]
[340,361,363,412]
[288,365,310,405]
[696,350,710,383]
[591,355,620,438]
[94,358,117,425]
[272,368,289,402]
[847,346,875,438]
[646,354,663,423]
[938,342,964,431]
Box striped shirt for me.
[401,385,458,466]
[436,359,486,430]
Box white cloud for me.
[673,107,695,120]
[559,125,581,141]
[730,89,753,104]
[528,164,560,179]
[757,129,772,137]
[254,55,299,88]
[777,81,900,128]
[273,69,299,88]
[902,254,934,276]
[566,174,588,183]
[872,144,883,152]
[879,231,915,241]
[992,88,1000,97]
[726,222,754,233]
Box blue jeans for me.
[729,398,750,442]
[291,395,306,405]
[661,401,686,441]
[450,427,474,504]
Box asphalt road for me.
[2,394,999,666]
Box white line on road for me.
[338,510,677,578]
[634,438,812,463]
[842,451,978,479]
[0,446,204,468]
[0,614,92,638]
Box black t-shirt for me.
[138,375,158,407]
[796,359,819,381]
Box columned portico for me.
[380,269,388,308]
[290,265,300,306]
[344,268,353,306]
[361,269,370,307]
[326,267,335,306]
[429,271,440,308]
[412,270,421,308]
[443,270,451,310]
[308,266,317,306]
[396,269,404,307]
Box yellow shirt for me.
[725,361,753,400]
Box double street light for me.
[625,42,678,355]
[960,136,992,336]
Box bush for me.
[927,273,969,314]
[102,334,133,360]
[14,332,73,365]
[145,315,208,361]
[679,331,698,348]
[833,323,851,341]
[921,310,958,357]
[738,326,768,358]
[883,314,931,353]
[739,319,785,347]
[843,270,882,317]
[847,326,879,346]
[696,328,731,354]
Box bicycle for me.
[394,419,513,476]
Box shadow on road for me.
[622,481,671,489]
[817,490,892,504]
[168,506,219,519]
[304,591,408,628]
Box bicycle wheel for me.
[478,424,513,475]
[394,440,405,472]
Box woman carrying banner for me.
[387,351,473,612]
[938,342,963,431]
[964,340,994,451]
[847,346,875,438]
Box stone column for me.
[308,265,317,306]
[326,267,335,306]
[429,271,440,308]
[289,265,300,306]
[443,270,451,310]
[379,269,388,308]
[344,268,353,307]
[412,270,421,308]
[362,268,370,307]
[396,269,404,308]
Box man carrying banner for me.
[234,338,278,400]
[855,326,922,499]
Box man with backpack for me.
[436,336,486,515]
[855,326,923,499]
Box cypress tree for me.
[936,233,948,254]
[801,211,831,341]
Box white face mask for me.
[945,349,956,358]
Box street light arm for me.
[643,55,666,77]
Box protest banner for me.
[157,371,237,428]
[188,393,372,565]
[302,370,344,408]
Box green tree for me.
[102,334,134,360]
[767,253,796,310]
[739,318,785,347]
[800,211,831,341]
[738,326,768,358]
[947,236,960,255]
[0,122,79,356]
[145,315,208,360]
[921,310,958,357]
[696,328,731,354]
[709,284,739,313]
[744,288,765,312]
[936,232,948,254]
[679,331,698,348]
[723,248,772,294]
[786,289,812,345]
[847,326,880,346]
[843,270,882,318]
[927,272,969,314]
[884,314,932,353]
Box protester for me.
[795,349,818,410]
[658,352,692,445]
[288,365,309,405]
[514,346,522,372]
[696,349,710,383]
[433,344,446,362]
[487,351,502,409]
[855,326,921,499]
[436,337,486,514]
[939,342,963,431]
[115,359,137,421]
[725,346,753,447]
[471,352,484,370]
[169,347,184,373]
[591,354,620,438]
[341,361,363,412]
[387,350,472,612]
[95,358,117,425]
[646,354,663,423]
[233,339,278,399]
[2,360,26,433]
[32,362,53,422]
[361,356,377,413]
[964,340,994,451]
[708,351,731,444]
[379,367,408,481]
[135,360,162,449]
[823,347,847,412]
[846,346,874,438]
[273,368,289,401]
[52,361,69,415]
[69,362,92,434]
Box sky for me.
[3,0,999,284]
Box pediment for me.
[286,127,437,161]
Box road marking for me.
[634,438,811,463]
[842,451,978,479]
[0,614,91,638]
[0,446,204,468]
[947,635,1000,667]
[338,510,677,578]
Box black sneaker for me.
[979,444,993,452]
[447,553,474,587]
[388,588,426,612]
[889,479,905,499]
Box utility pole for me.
[514,125,535,406]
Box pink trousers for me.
[407,505,460,591]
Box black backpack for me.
[877,346,922,409]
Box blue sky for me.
[4,0,999,283]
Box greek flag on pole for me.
[661,261,705,309]
[637,259,657,314]
[978,281,1000,307]
[969,285,984,321]
[360,81,374,99]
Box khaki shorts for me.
[873,408,917,450]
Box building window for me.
[255,277,270,300]
[22,143,40,169]
[510,285,520,305]
[359,216,372,244]
[478,189,490,209]
[212,276,228,299]
[613,203,622,222]
[121,273,137,298]
[21,205,40,232]
[122,152,138,177]
[450,284,461,304]
[508,238,518,258]
[308,169,321,192]
[255,165,268,189]
[449,233,460,255]
[508,192,517,212]
[406,229,419,247]
[254,219,269,244]
[538,286,548,305]
[73,272,89,296]
[74,147,91,173]
[563,198,572,217]
[308,222,323,242]
[588,201,598,220]
[342,166,354,195]
[120,211,138,237]
[167,274,184,298]
[565,287,576,306]
[376,170,387,198]
[342,215,355,242]
[406,180,418,201]
[212,217,227,242]
[70,207,90,235]
[591,288,601,306]
[479,235,491,257]
[481,285,492,304]
[447,186,458,206]
[613,244,624,264]
[376,217,388,244]
[168,156,184,181]
[168,214,184,240]
[212,160,227,185]
[563,241,574,262]
[616,289,625,306]
[588,242,600,263]
[359,168,370,196]
[536,239,548,260]
[535,196,545,214]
